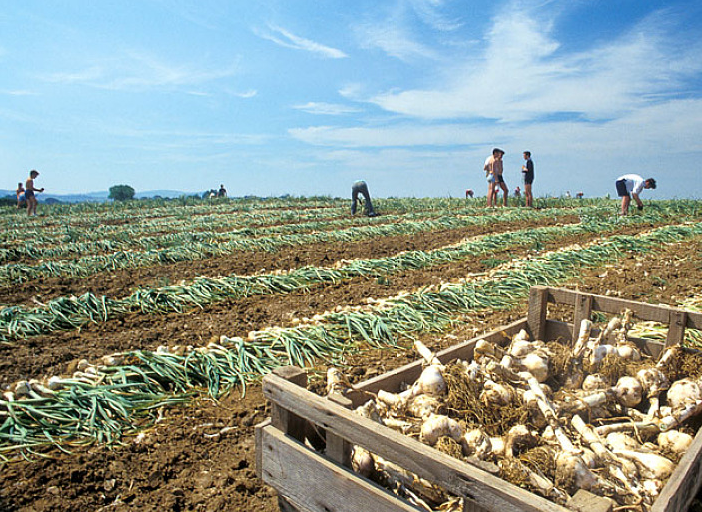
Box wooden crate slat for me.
[263,372,567,512]
[527,286,548,340]
[546,287,702,329]
[258,424,420,512]
[571,292,593,345]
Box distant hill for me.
[0,189,195,203]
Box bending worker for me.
[351,180,377,217]
[615,174,656,216]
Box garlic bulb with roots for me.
[420,414,463,446]
[555,452,606,494]
[590,344,641,366]
[657,430,693,456]
[461,428,492,460]
[582,374,608,391]
[504,424,538,458]
[613,376,643,408]
[406,394,444,419]
[518,352,550,383]
[377,364,446,409]
[613,449,675,480]
[666,378,702,410]
[479,379,514,407]
[606,432,641,452]
[351,446,375,477]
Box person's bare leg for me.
[621,196,630,215]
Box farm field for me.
[2,196,702,512]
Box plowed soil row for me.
[1,219,648,385]
[1,216,580,306]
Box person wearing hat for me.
[615,174,656,216]
[484,148,507,207]
[24,169,44,217]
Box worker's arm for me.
[632,193,644,209]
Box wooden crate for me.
[256,286,702,512]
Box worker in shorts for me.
[24,169,44,217]
[484,148,507,207]
[615,174,656,216]
[16,182,26,208]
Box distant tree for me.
[109,185,135,201]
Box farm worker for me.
[16,182,25,208]
[24,169,44,217]
[521,151,534,208]
[615,174,656,216]
[465,189,474,198]
[484,148,507,207]
[351,180,377,217]
[218,184,227,197]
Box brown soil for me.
[1,213,701,512]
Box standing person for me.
[24,169,44,217]
[521,151,534,208]
[484,148,507,207]
[218,184,227,197]
[16,182,25,209]
[483,153,496,207]
[615,174,656,215]
[351,180,377,217]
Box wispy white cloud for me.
[232,89,257,98]
[408,0,462,31]
[255,24,347,59]
[354,21,439,62]
[289,98,702,155]
[292,102,361,115]
[39,51,240,91]
[0,89,37,96]
[367,7,702,121]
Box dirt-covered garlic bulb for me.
[582,374,608,391]
[461,428,492,460]
[479,380,514,407]
[613,450,675,480]
[666,378,702,410]
[352,446,375,477]
[377,364,446,409]
[658,430,693,456]
[613,376,643,408]
[420,414,463,446]
[504,424,538,458]
[406,394,444,419]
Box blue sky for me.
[1,0,701,199]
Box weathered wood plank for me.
[254,418,271,479]
[571,292,593,346]
[270,366,308,441]
[545,287,702,329]
[665,309,688,349]
[527,286,548,340]
[263,373,567,512]
[259,425,420,512]
[326,392,353,466]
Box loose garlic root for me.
[321,311,702,512]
